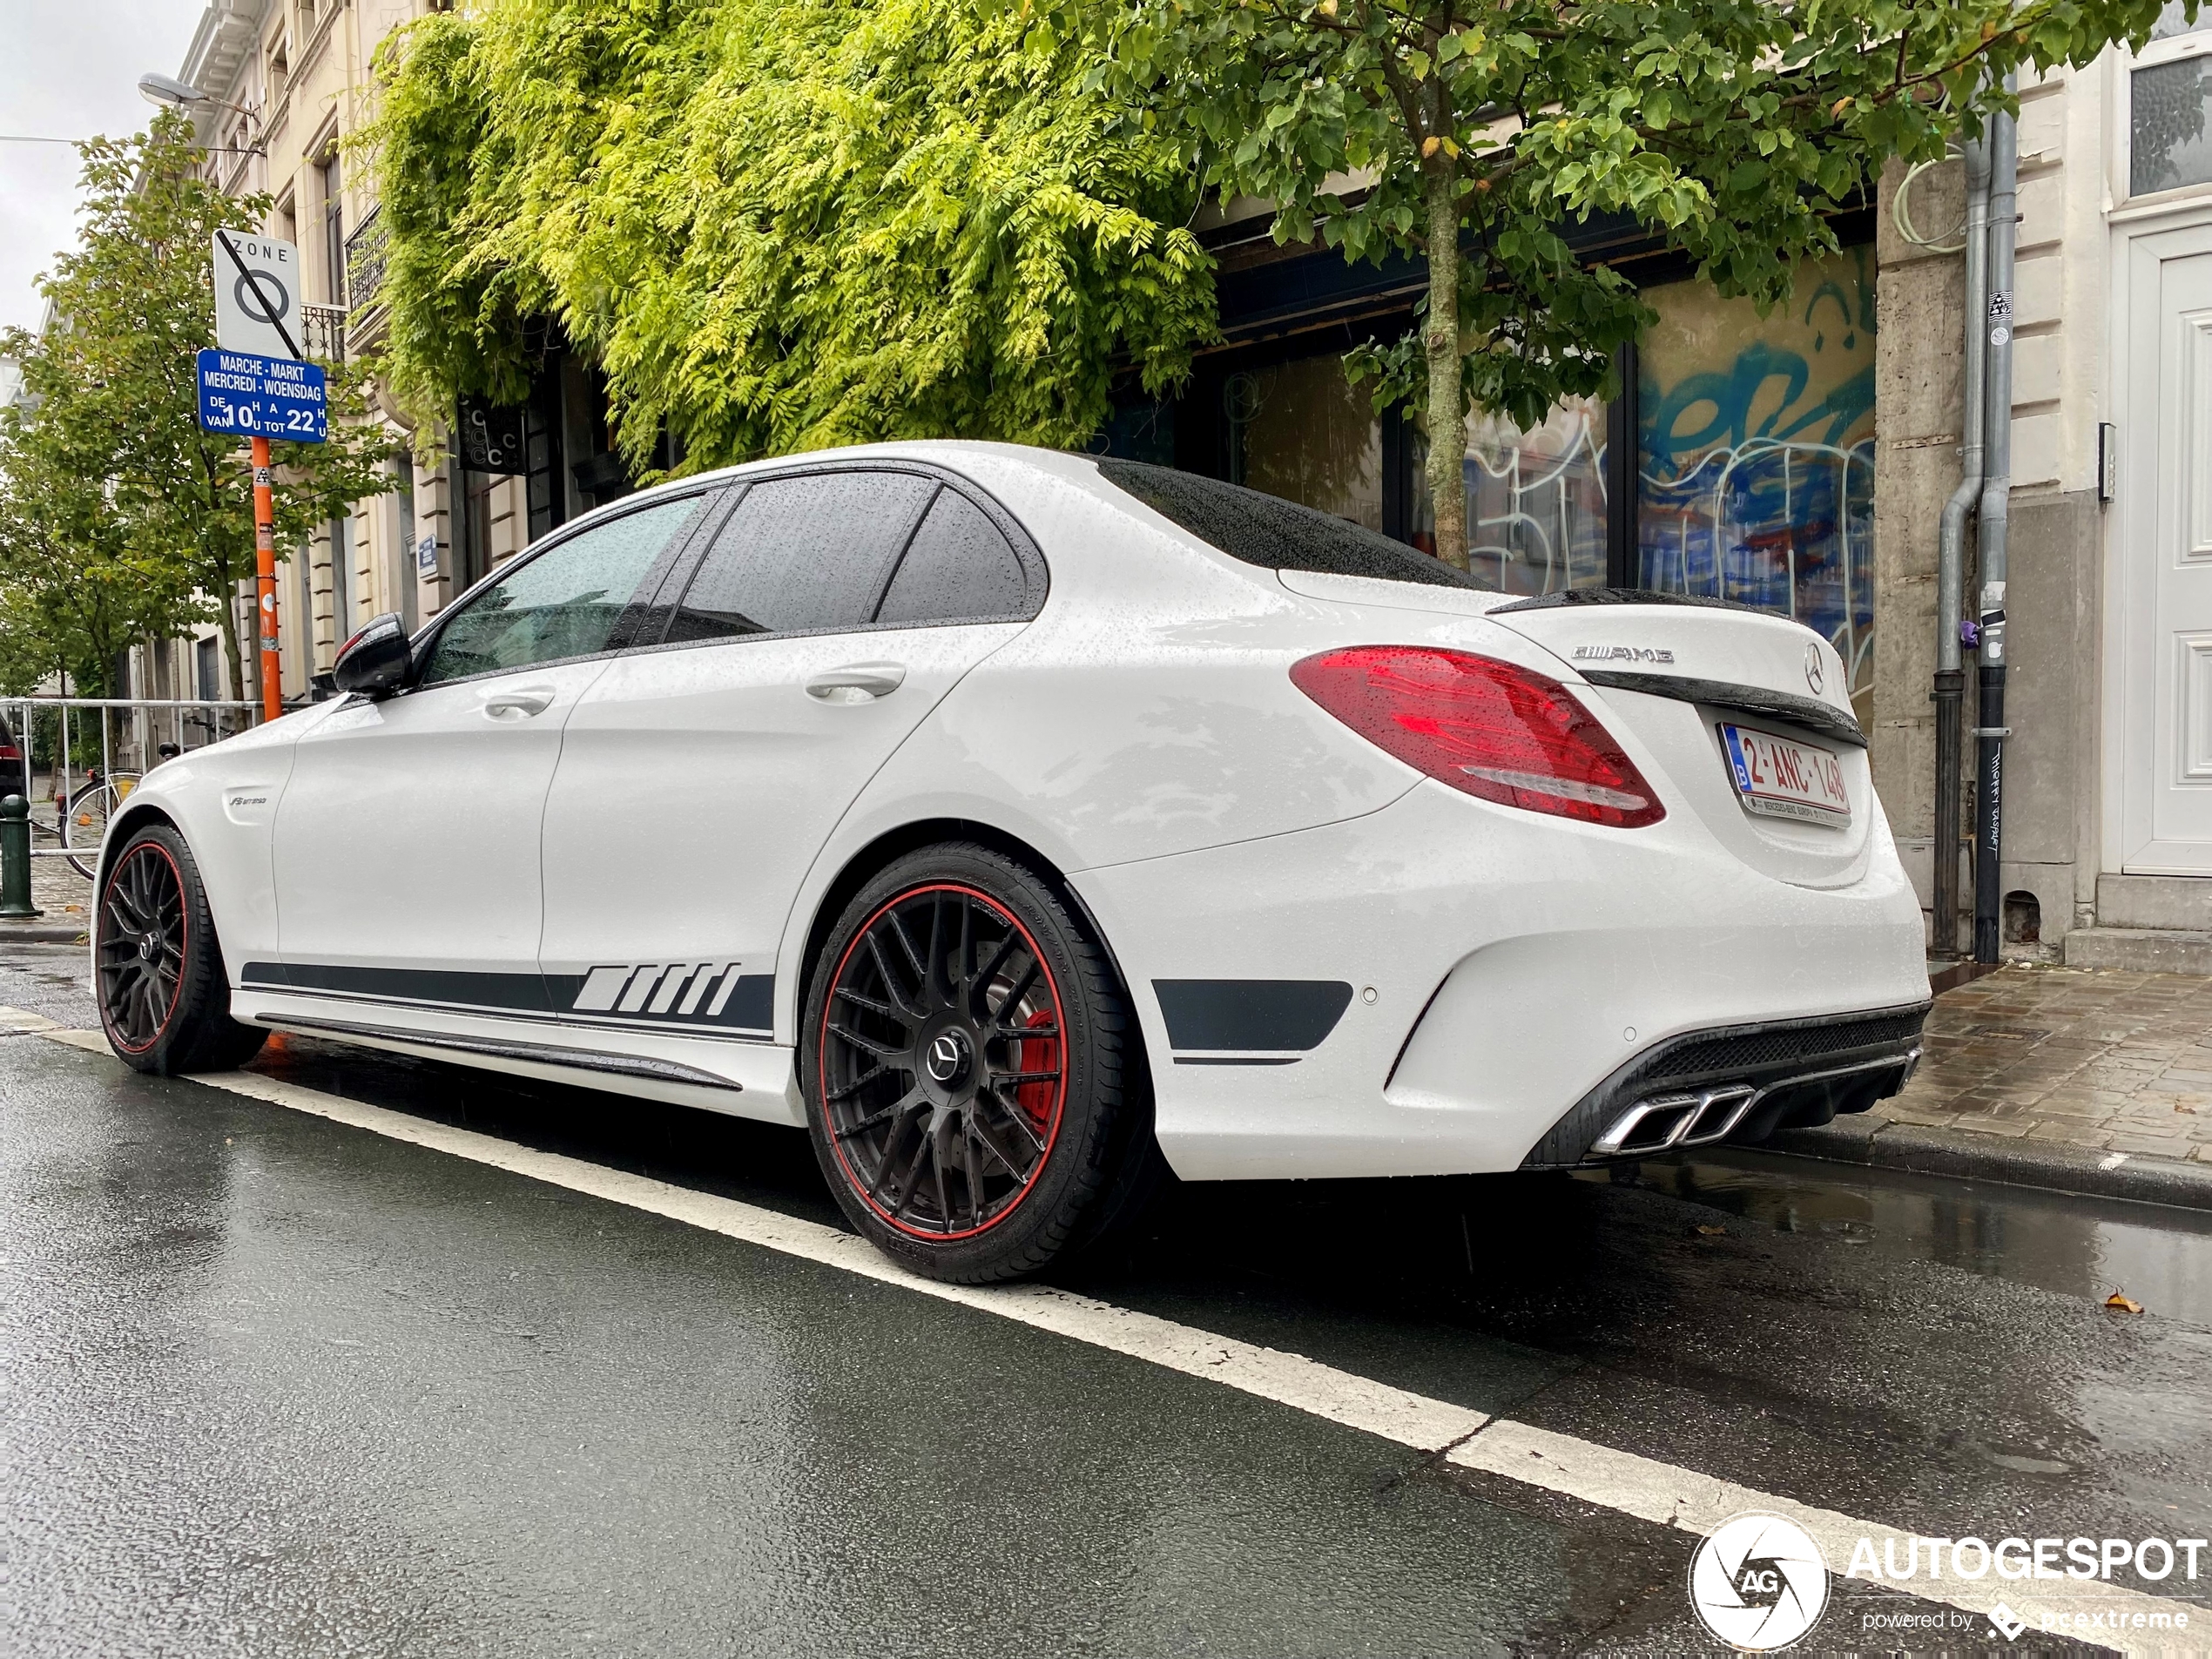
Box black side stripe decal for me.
[1152,980,1353,1053]
[243,961,553,1011]
[244,961,774,1033]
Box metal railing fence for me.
[0,695,260,862]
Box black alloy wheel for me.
[96,822,267,1076]
[98,839,185,1053]
[820,882,1066,1239]
[803,843,1157,1283]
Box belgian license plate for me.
[1720,723,1851,826]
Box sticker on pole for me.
[196,348,327,442]
[212,232,306,361]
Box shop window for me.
[1411,398,1609,595]
[1224,355,1386,532]
[1636,246,1876,698]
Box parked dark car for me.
[0,713,24,803]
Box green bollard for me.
[0,795,43,919]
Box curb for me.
[1759,1114,2212,1211]
[0,923,88,945]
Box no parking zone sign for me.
[212,231,303,360]
[195,348,327,442]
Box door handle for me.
[805,663,906,704]
[482,687,556,720]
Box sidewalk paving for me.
[0,856,94,941]
[1875,963,2212,1166]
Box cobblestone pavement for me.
[1876,965,2212,1166]
[23,855,91,928]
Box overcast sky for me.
[1,0,207,335]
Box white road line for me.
[25,1023,2209,1656]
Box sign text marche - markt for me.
[195,348,326,442]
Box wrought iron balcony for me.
[300,303,347,364]
[346,207,388,315]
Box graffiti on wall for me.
[1637,249,1877,697]
[1460,398,1609,594]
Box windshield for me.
[1096,460,1490,591]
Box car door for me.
[266,491,711,1013]
[537,466,1042,1039]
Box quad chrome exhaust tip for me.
[1590,1084,1758,1157]
[1588,1049,1922,1160]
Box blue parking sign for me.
[195,347,327,442]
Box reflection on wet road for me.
[3,944,2209,1656]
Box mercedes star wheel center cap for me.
[927,1029,970,1085]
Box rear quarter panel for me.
[775,451,1641,1037]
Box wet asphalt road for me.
[3,941,2211,1656]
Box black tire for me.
[96,823,268,1076]
[800,841,1151,1283]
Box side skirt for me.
[264,1015,745,1094]
[231,992,806,1126]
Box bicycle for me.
[58,745,178,880]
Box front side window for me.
[662,471,939,643]
[418,494,703,685]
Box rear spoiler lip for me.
[1490,586,1775,617]
[1577,669,1868,750]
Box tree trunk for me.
[1423,157,1467,571]
[217,570,246,718]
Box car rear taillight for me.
[1290,645,1665,828]
[0,746,17,761]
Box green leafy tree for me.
[362,0,1216,474]
[0,113,390,700]
[1072,0,2177,567]
[0,428,200,698]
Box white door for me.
[538,469,1038,1039]
[267,491,710,1011]
[2119,221,2212,873]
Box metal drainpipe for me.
[1932,134,1992,957]
[1973,89,2019,963]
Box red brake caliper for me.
[1015,1006,1057,1131]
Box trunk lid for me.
[1483,595,1876,887]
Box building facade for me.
[140,0,2212,965]
[1869,7,2212,963]
[147,0,646,713]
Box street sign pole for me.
[252,435,280,723]
[206,233,321,723]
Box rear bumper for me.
[1517,1002,1929,1169]
[1074,778,1930,1183]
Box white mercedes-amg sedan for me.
[93,442,1930,1281]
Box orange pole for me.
[252,435,280,724]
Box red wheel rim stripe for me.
[99,841,188,1055]
[818,881,1069,1242]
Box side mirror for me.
[333,612,413,698]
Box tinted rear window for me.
[1096,459,1487,590]
[875,489,1032,624]
[664,471,938,643]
